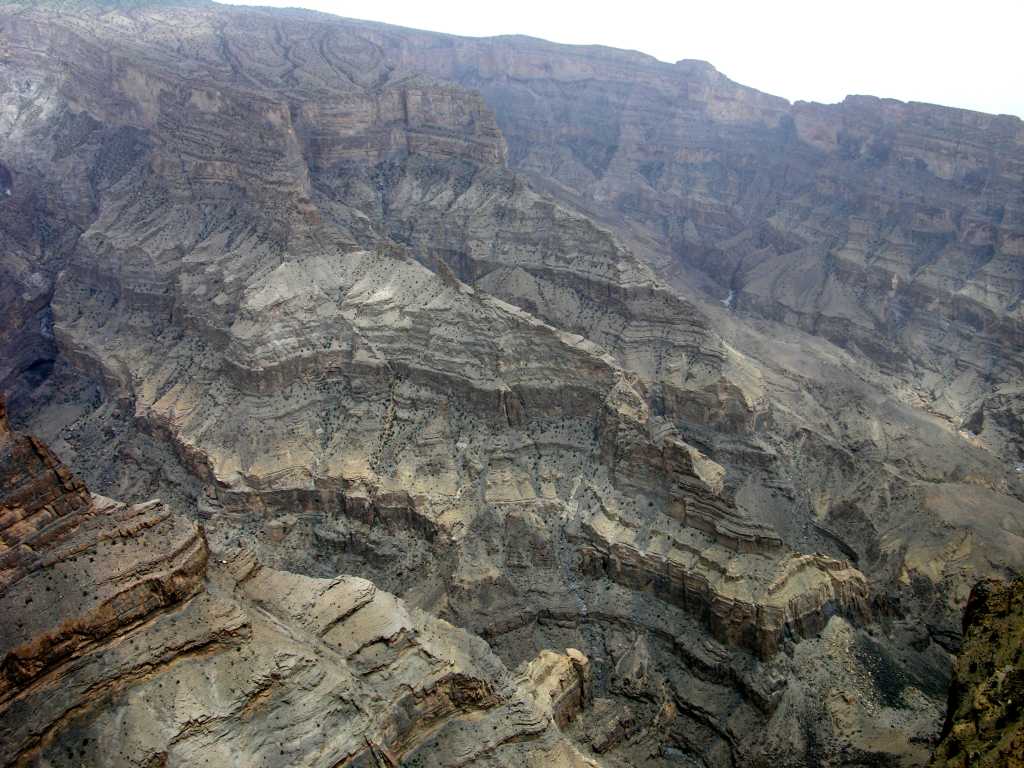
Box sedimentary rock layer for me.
[0,404,600,768]
[2,3,1022,766]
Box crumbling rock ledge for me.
[574,521,870,659]
[0,401,600,767]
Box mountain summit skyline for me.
[213,0,1024,118]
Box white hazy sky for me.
[214,0,1023,118]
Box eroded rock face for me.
[332,24,1024,589]
[0,407,600,767]
[0,1,866,668]
[930,578,1024,768]
[372,32,1024,399]
[1,2,1022,767]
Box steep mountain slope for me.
[0,2,1021,767]
[368,29,1024,403]
[930,577,1024,767]
[0,397,600,767]
[342,21,1024,540]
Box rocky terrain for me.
[0,397,600,767]
[930,577,1024,767]
[0,1,1021,766]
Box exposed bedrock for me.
[2,3,1022,767]
[367,31,1024,397]
[575,535,868,660]
[930,577,1024,767]
[0,404,601,768]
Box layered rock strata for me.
[2,2,1022,766]
[0,2,866,666]
[364,28,1024,409]
[0,403,601,768]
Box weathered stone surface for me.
[930,577,1024,768]
[522,647,593,730]
[0,2,863,673]
[0,407,600,768]
[1,2,1022,767]
[373,30,1024,403]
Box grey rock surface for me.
[0,2,1022,766]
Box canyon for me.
[0,1,1021,766]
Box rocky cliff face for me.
[351,24,1024,508]
[369,31,1024,396]
[931,577,1024,767]
[0,402,601,767]
[1,2,1021,767]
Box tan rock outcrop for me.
[0,408,600,768]
[523,648,593,729]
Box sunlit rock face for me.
[0,2,1022,767]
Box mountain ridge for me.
[0,2,1020,766]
